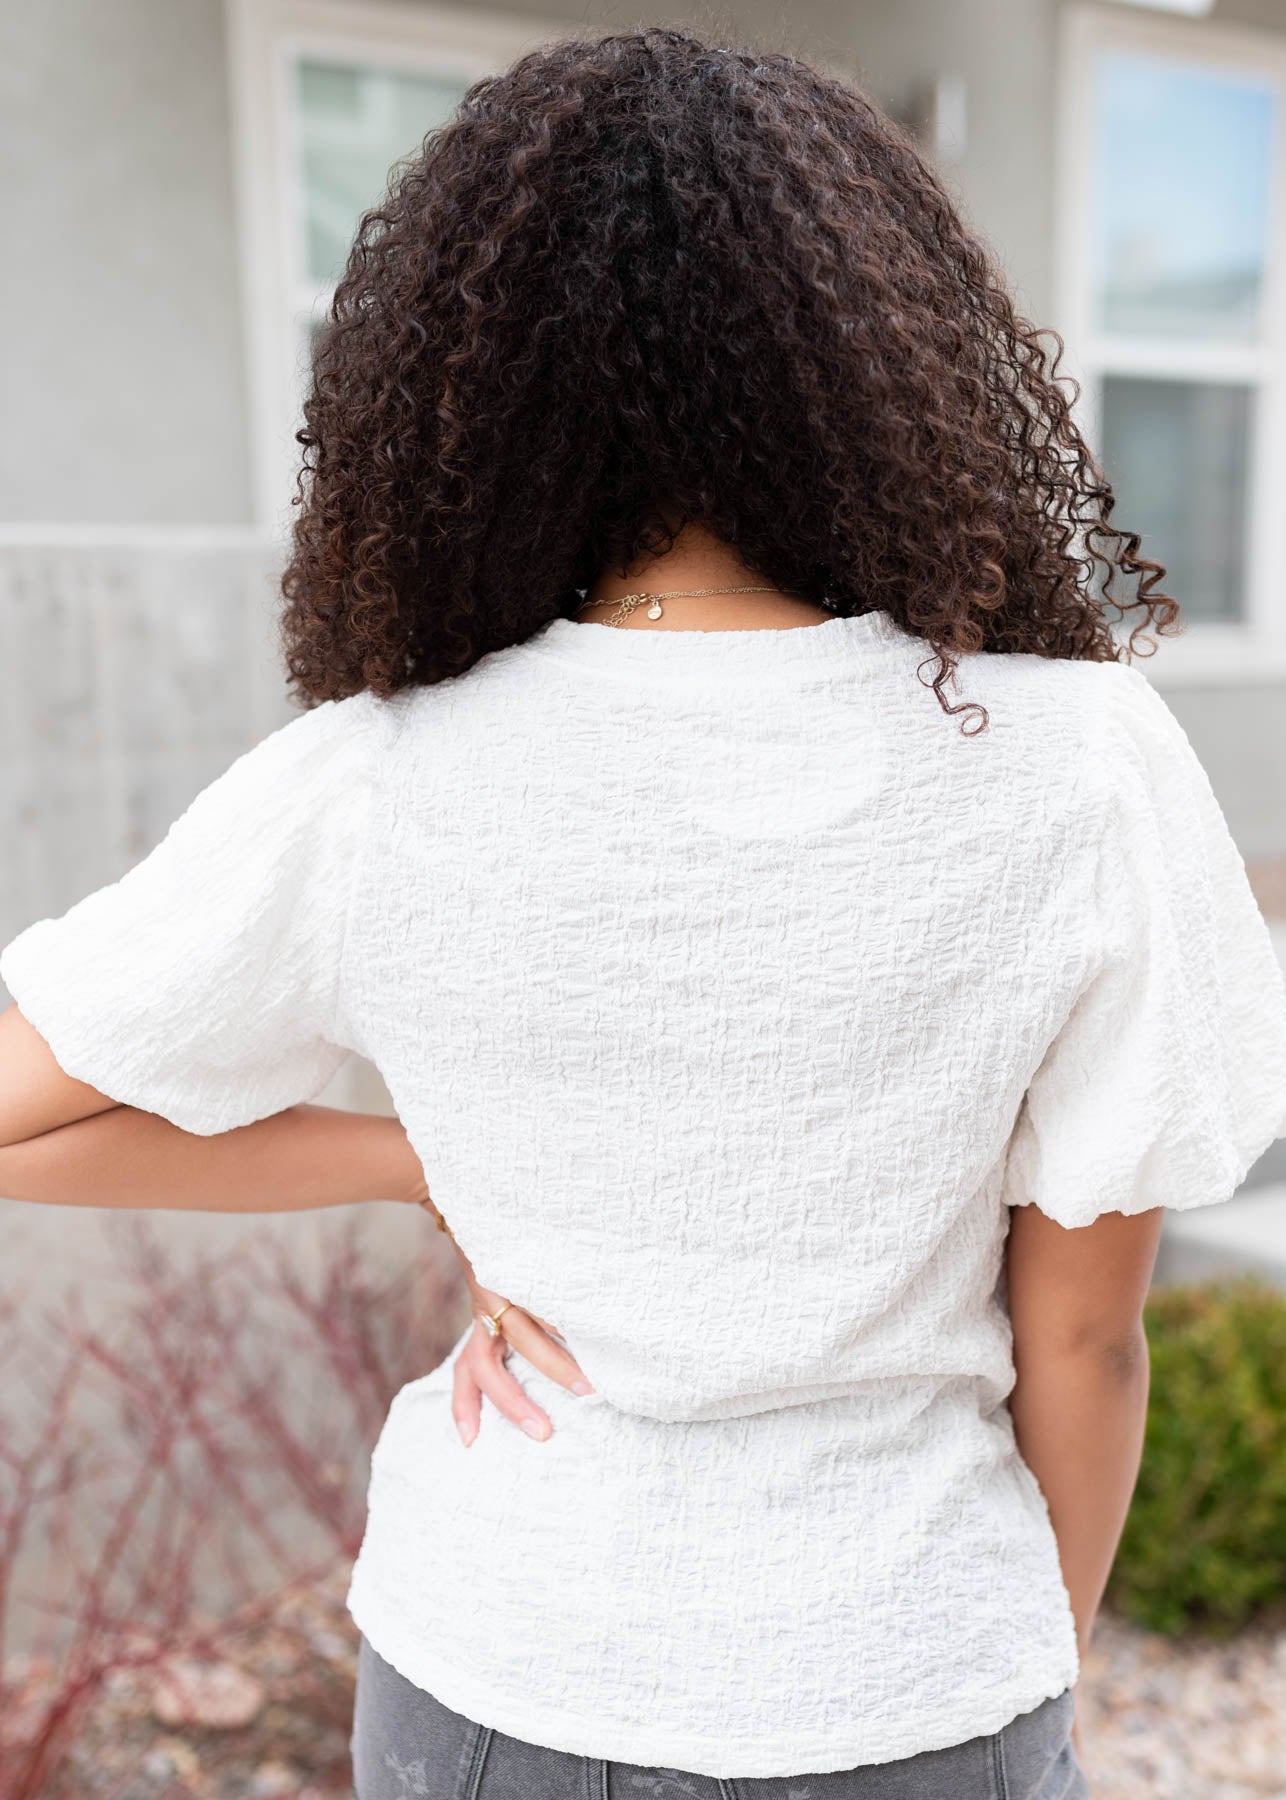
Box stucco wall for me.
[0,0,252,525]
[492,0,1061,314]
[1211,0,1286,31]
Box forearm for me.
[1009,1327,1150,1660]
[0,1102,422,1212]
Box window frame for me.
[226,0,565,537]
[1056,3,1286,685]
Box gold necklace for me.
[577,585,783,628]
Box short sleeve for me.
[0,690,386,1136]
[1002,664,1286,1230]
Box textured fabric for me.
[352,1637,1089,1800]
[4,609,1285,1777]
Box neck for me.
[580,521,832,632]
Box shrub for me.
[1107,1276,1286,1637]
[0,1216,466,1799]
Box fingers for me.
[447,1262,595,1450]
[449,1301,595,1447]
[451,1321,555,1445]
[451,1345,482,1447]
[475,1340,557,1442]
[469,1283,593,1399]
[498,1306,594,1398]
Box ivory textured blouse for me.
[4,610,1286,1778]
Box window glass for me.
[1091,51,1276,342]
[298,59,471,288]
[1100,375,1252,624]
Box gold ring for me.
[479,1300,514,1337]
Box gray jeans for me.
[352,1639,1090,1800]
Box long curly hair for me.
[281,24,1177,733]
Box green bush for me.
[1106,1276,1286,1637]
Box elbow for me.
[1017,1318,1150,1384]
[1088,1323,1150,1384]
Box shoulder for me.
[215,688,403,803]
[152,689,402,867]
[944,644,1136,709]
[943,648,1181,764]
[910,652,1206,854]
[364,649,545,754]
[260,687,400,760]
[978,657,1223,877]
[1040,658,1207,811]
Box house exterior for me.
[2,0,1284,1239]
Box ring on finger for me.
[479,1300,514,1338]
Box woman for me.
[2,24,1285,1799]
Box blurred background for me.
[1,3,1285,1797]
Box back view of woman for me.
[3,27,1285,1800]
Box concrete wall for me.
[1163,684,1286,864]
[0,541,287,934]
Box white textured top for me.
[5,609,1286,1778]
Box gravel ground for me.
[10,1583,1286,1799]
[1079,1610,1286,1800]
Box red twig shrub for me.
[0,1215,466,1799]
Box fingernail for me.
[571,1381,594,1396]
[521,1419,550,1441]
[458,1423,477,1447]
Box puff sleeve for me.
[1002,664,1286,1230]
[0,690,386,1137]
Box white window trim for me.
[225,0,570,540]
[1056,3,1286,687]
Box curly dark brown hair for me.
[281,23,1178,733]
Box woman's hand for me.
[419,1202,593,1445]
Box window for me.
[291,59,471,382]
[229,0,555,534]
[1059,8,1286,678]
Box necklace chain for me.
[578,585,784,628]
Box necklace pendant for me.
[646,600,663,620]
